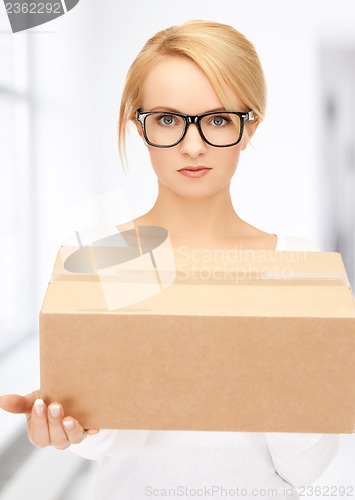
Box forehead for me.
[141,55,242,114]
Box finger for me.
[87,429,100,436]
[62,417,89,444]
[0,390,40,415]
[28,399,51,448]
[47,403,71,450]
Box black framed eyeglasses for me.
[136,109,255,148]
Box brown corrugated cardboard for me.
[39,226,355,433]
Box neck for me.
[142,182,246,247]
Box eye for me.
[210,115,230,127]
[156,114,177,126]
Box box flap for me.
[40,240,355,317]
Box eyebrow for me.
[148,106,228,113]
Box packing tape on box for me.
[173,270,349,286]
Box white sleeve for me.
[68,429,151,460]
[265,432,340,487]
[277,236,321,252]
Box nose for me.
[179,123,207,158]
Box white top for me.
[69,235,340,500]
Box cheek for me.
[220,147,242,171]
[147,147,177,172]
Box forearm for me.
[68,429,151,460]
[265,432,340,487]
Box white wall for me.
[31,0,355,306]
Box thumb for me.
[0,390,41,415]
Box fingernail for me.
[49,404,61,418]
[63,420,75,431]
[34,399,45,416]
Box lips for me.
[177,166,212,178]
[177,166,212,172]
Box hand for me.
[0,390,99,450]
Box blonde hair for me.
[118,20,267,162]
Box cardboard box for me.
[39,226,355,433]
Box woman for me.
[0,20,339,499]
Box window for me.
[0,20,36,351]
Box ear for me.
[240,118,260,151]
[133,119,150,149]
[134,119,144,140]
